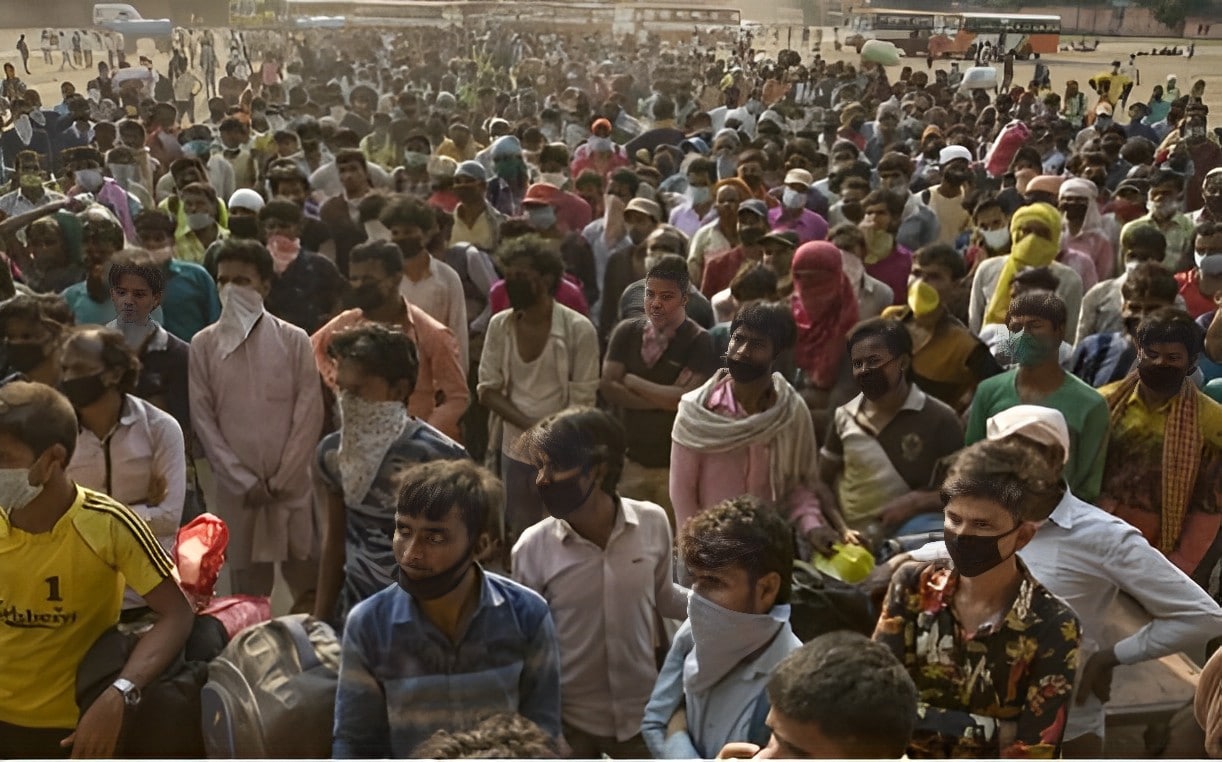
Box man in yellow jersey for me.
[0,382,193,758]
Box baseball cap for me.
[986,406,1070,464]
[522,183,558,207]
[761,230,799,249]
[624,197,662,222]
[939,145,973,166]
[454,160,488,182]
[738,199,768,218]
[783,168,813,188]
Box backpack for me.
[788,559,877,642]
[200,614,341,758]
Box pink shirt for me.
[669,373,827,536]
[1065,230,1115,281]
[1058,246,1100,292]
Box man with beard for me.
[312,240,468,441]
[256,200,345,335]
[1099,308,1222,588]
[190,240,323,600]
[380,196,468,368]
[477,235,599,548]
[332,457,559,757]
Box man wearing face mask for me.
[150,127,234,204]
[874,438,1079,758]
[61,146,140,241]
[0,150,64,217]
[570,118,629,181]
[599,198,662,339]
[876,153,940,253]
[882,245,1002,412]
[1098,308,1222,585]
[450,161,506,253]
[670,301,851,552]
[1178,221,1222,317]
[169,181,228,266]
[0,294,72,386]
[244,200,340,333]
[968,290,1110,501]
[132,209,222,343]
[819,318,964,541]
[642,495,801,758]
[313,240,468,441]
[61,326,185,603]
[668,157,718,238]
[332,458,560,757]
[316,318,466,621]
[700,199,769,298]
[217,118,256,192]
[969,201,1084,336]
[511,407,688,758]
[766,169,827,245]
[1122,169,1193,271]
[189,240,323,600]
[380,197,468,368]
[0,381,193,759]
[858,190,912,307]
[478,236,599,546]
[0,98,52,174]
[1077,224,1181,342]
[923,146,973,248]
[1059,177,1115,281]
[1072,263,1182,387]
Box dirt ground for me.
[0,26,1221,121]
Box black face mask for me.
[1138,363,1186,396]
[348,283,387,312]
[398,239,425,259]
[1123,316,1142,336]
[394,547,474,601]
[228,216,260,240]
[4,342,45,373]
[505,278,538,311]
[60,373,109,409]
[944,522,1022,578]
[739,227,764,246]
[855,361,896,401]
[726,357,770,383]
[944,169,972,185]
[536,469,597,519]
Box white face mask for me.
[186,211,216,231]
[147,246,174,265]
[14,114,33,146]
[686,184,711,207]
[980,227,1011,250]
[215,284,264,357]
[684,591,787,693]
[75,168,104,192]
[336,391,410,504]
[1148,198,1181,218]
[782,187,806,210]
[1196,251,1222,277]
[0,467,43,516]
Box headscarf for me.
[790,242,858,389]
[1105,373,1204,555]
[983,202,1062,326]
[1059,177,1105,235]
[1195,646,1222,757]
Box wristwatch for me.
[110,678,141,708]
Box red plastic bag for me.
[174,513,229,608]
[199,595,272,640]
[984,120,1032,178]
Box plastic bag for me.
[200,595,272,641]
[984,120,1032,178]
[174,513,229,609]
[861,40,902,66]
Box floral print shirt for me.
[874,559,1080,758]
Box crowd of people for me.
[0,18,1221,761]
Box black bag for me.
[76,624,208,758]
[788,559,877,642]
[200,614,340,758]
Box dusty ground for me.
[0,26,1221,119]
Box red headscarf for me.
[790,242,859,389]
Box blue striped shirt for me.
[1070,332,1136,388]
[332,569,562,758]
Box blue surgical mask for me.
[184,139,213,159]
[687,185,711,206]
[526,205,556,231]
[1196,251,1222,276]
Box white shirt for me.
[912,489,1222,739]
[512,498,689,741]
[66,394,186,608]
[399,257,469,368]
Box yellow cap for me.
[907,278,941,318]
[812,542,875,584]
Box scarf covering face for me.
[336,391,411,505]
[984,202,1062,327]
[790,242,859,389]
[215,284,264,358]
[1059,177,1106,235]
[1104,373,1204,554]
[684,594,789,692]
[672,371,819,506]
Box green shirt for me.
[965,368,1110,502]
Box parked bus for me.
[844,8,1059,59]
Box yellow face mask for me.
[907,279,941,318]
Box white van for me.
[92,3,144,24]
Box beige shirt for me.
[399,256,469,368]
[512,498,690,741]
